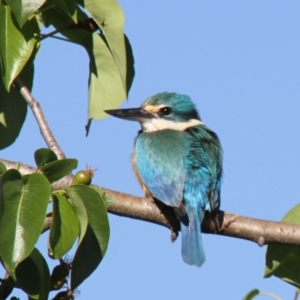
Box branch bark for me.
[14,77,66,160]
[1,159,300,247]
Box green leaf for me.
[90,186,114,207]
[82,0,128,91]
[71,225,103,290]
[265,203,300,288]
[0,61,34,150]
[65,186,88,245]
[242,289,260,300]
[41,5,90,44]
[72,30,127,121]
[16,248,50,300]
[41,5,132,123]
[81,0,135,96]
[0,161,7,175]
[34,148,58,168]
[66,185,109,289]
[48,194,80,259]
[67,185,109,254]
[47,0,78,23]
[40,159,78,183]
[0,276,14,299]
[86,33,126,120]
[124,34,135,95]
[5,0,47,27]
[0,170,51,278]
[0,5,40,91]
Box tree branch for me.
[1,159,300,247]
[14,77,66,159]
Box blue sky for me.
[2,1,300,299]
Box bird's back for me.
[184,124,223,210]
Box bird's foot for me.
[152,197,181,242]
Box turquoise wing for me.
[181,153,210,266]
[181,124,222,266]
[185,124,223,210]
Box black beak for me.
[105,108,154,121]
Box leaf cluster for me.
[0,0,135,149]
[0,148,110,299]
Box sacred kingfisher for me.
[105,92,223,267]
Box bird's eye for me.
[160,107,172,116]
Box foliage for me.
[0,0,132,297]
[265,204,300,288]
[0,0,135,150]
[0,148,111,299]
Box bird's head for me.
[105,92,202,132]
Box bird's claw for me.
[170,230,179,242]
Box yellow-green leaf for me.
[85,33,126,120]
[41,4,134,124]
[83,0,127,93]
[265,203,300,288]
[5,0,47,27]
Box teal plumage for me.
[105,92,223,267]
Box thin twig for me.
[2,158,300,247]
[14,77,65,159]
[38,28,62,41]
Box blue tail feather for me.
[181,211,205,267]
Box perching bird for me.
[105,92,223,267]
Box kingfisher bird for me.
[105,92,223,267]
